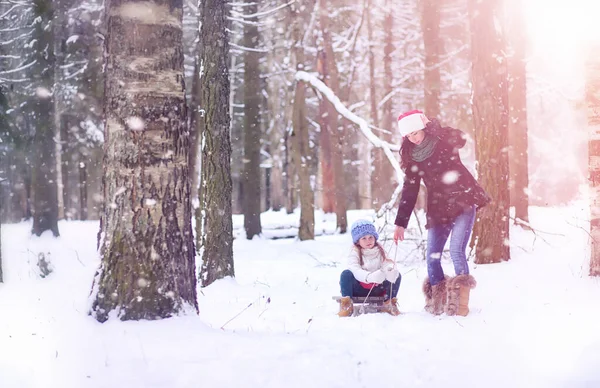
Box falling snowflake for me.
[442,171,459,185]
[126,116,145,131]
[35,87,52,98]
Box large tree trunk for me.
[198,0,234,286]
[31,0,59,237]
[421,0,441,119]
[319,0,347,233]
[587,43,600,277]
[291,3,314,241]
[242,0,262,239]
[469,0,510,264]
[506,0,530,224]
[90,0,198,322]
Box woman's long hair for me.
[354,241,387,267]
[399,137,416,171]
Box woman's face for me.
[358,234,376,249]
[406,129,425,145]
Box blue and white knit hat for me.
[350,219,379,244]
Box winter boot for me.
[338,296,353,317]
[423,277,448,315]
[382,298,401,316]
[446,274,476,316]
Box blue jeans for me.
[339,269,401,300]
[426,205,476,285]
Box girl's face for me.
[358,234,376,249]
[406,129,425,145]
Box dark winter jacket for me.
[394,120,490,229]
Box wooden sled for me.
[332,296,387,316]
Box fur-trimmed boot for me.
[423,277,448,315]
[445,274,477,316]
[382,298,401,316]
[338,296,353,317]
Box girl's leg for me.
[426,223,452,285]
[448,206,476,275]
[382,273,402,299]
[339,270,356,297]
[340,270,375,297]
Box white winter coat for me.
[347,246,399,284]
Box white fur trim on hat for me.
[397,110,430,137]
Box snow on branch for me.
[295,70,405,217]
[231,0,295,19]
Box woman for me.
[393,110,490,316]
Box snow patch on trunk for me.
[114,2,182,27]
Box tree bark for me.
[587,42,600,276]
[506,0,530,224]
[198,0,234,286]
[421,0,441,119]
[469,0,510,264]
[319,0,347,233]
[242,0,262,239]
[90,0,198,322]
[31,0,60,237]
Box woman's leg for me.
[448,206,476,275]
[426,223,452,285]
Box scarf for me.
[411,133,438,162]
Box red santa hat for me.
[397,110,430,137]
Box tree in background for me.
[197,0,235,286]
[587,42,600,277]
[506,0,530,224]
[469,0,510,264]
[30,0,60,237]
[421,0,441,119]
[90,0,197,322]
[242,0,263,239]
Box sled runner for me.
[332,296,387,316]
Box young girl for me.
[393,110,489,316]
[338,219,401,317]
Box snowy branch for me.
[231,0,295,19]
[0,59,36,75]
[295,71,404,217]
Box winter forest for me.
[1,0,600,387]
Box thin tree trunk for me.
[242,0,262,239]
[90,0,198,322]
[360,0,375,210]
[422,0,441,119]
[317,50,335,214]
[31,0,59,237]
[54,0,65,220]
[469,0,510,264]
[506,0,529,224]
[377,2,395,209]
[587,42,600,276]
[198,0,234,286]
[79,159,88,221]
[319,0,347,233]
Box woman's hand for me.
[393,226,405,244]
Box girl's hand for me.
[393,226,405,244]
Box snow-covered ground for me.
[1,203,599,388]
